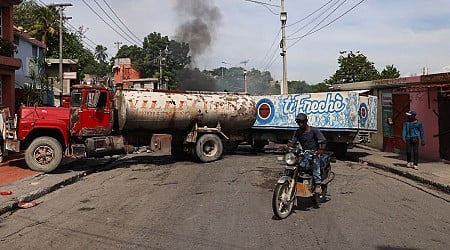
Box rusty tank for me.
[114,89,257,132]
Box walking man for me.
[402,110,425,170]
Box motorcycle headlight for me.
[284,153,297,165]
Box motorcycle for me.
[272,144,335,219]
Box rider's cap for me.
[296,113,308,121]
[406,110,416,116]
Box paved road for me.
[1,148,449,249]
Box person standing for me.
[402,110,425,170]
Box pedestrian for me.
[402,110,425,170]
[287,113,327,193]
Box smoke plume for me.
[174,0,222,63]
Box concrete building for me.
[335,73,450,162]
[13,26,46,106]
[0,0,22,114]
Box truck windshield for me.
[71,92,82,107]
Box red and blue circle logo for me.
[359,103,368,126]
[256,98,275,124]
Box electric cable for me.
[287,0,342,38]
[80,0,136,45]
[287,0,365,49]
[286,0,335,28]
[92,0,141,44]
[101,0,143,44]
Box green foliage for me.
[22,57,53,106]
[0,37,17,56]
[116,32,191,89]
[212,67,276,94]
[310,82,331,92]
[95,45,108,63]
[325,51,381,85]
[13,0,42,32]
[176,68,218,91]
[380,65,400,79]
[288,80,312,94]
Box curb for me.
[348,155,450,194]
[0,158,116,216]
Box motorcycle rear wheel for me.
[272,182,295,219]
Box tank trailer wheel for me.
[25,136,63,173]
[195,134,223,163]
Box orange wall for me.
[409,88,440,160]
[113,64,140,84]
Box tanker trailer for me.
[112,88,257,162]
[8,84,256,172]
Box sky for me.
[37,0,450,84]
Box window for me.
[70,91,82,107]
[0,78,3,105]
[87,91,100,108]
[0,8,3,38]
[32,45,37,57]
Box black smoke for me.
[174,0,222,63]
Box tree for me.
[380,65,400,79]
[28,5,58,46]
[325,51,380,85]
[288,80,312,94]
[116,32,191,89]
[310,82,331,93]
[13,0,42,33]
[94,45,108,63]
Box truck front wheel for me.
[195,134,223,163]
[25,136,63,173]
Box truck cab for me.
[69,84,114,137]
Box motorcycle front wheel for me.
[272,182,295,219]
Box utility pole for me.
[159,49,163,89]
[280,0,288,95]
[49,3,72,106]
[114,41,122,52]
[240,60,249,92]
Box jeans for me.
[312,155,321,184]
[406,137,419,165]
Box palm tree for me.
[94,45,108,63]
[29,6,58,46]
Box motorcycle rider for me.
[287,113,327,194]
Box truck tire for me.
[25,136,63,173]
[195,134,223,163]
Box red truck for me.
[2,84,256,172]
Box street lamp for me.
[243,69,247,93]
[240,60,249,93]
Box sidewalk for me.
[0,154,115,215]
[1,146,450,216]
[347,145,450,194]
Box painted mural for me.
[253,91,377,131]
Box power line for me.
[286,0,335,28]
[257,28,281,69]
[243,0,279,15]
[101,0,143,44]
[92,0,141,44]
[287,0,342,38]
[35,0,108,56]
[80,0,136,45]
[287,0,366,49]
